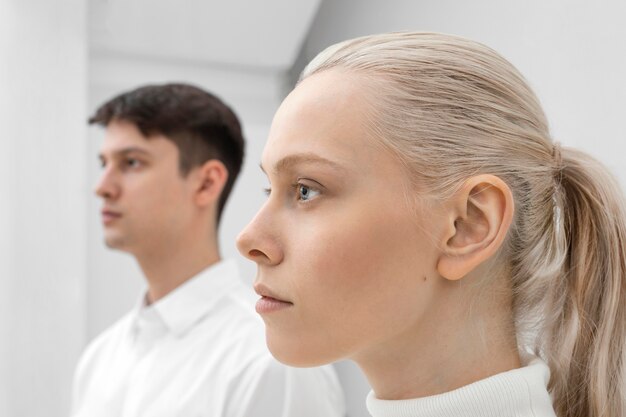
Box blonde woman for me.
[237,32,625,417]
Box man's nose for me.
[94,168,120,200]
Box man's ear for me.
[194,159,228,208]
[437,174,514,281]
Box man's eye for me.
[126,158,141,168]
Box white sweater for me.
[366,356,557,417]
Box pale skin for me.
[237,69,521,400]
[96,120,228,303]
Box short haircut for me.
[89,83,245,223]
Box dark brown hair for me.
[89,83,245,222]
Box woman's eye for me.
[297,184,320,202]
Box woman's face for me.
[237,69,446,367]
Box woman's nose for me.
[236,211,284,266]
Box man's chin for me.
[103,234,128,251]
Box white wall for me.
[0,1,87,416]
[88,0,321,70]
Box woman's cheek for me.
[307,218,389,295]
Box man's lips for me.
[101,209,122,225]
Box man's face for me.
[95,120,196,255]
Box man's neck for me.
[134,236,221,304]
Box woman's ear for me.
[194,159,229,208]
[437,174,514,281]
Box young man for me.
[72,84,345,417]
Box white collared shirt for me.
[72,259,345,417]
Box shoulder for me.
[71,311,135,411]
[73,312,134,384]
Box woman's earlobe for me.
[437,175,514,281]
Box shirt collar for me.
[134,258,241,338]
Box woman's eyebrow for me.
[260,152,347,175]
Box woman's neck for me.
[354,283,520,400]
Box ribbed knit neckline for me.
[366,356,556,417]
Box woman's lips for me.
[255,296,294,314]
[254,282,293,314]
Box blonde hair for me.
[301,32,626,417]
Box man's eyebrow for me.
[260,153,346,174]
[99,147,151,160]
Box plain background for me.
[1,1,625,416]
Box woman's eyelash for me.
[263,182,322,202]
[293,182,321,202]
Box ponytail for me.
[543,147,626,417]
